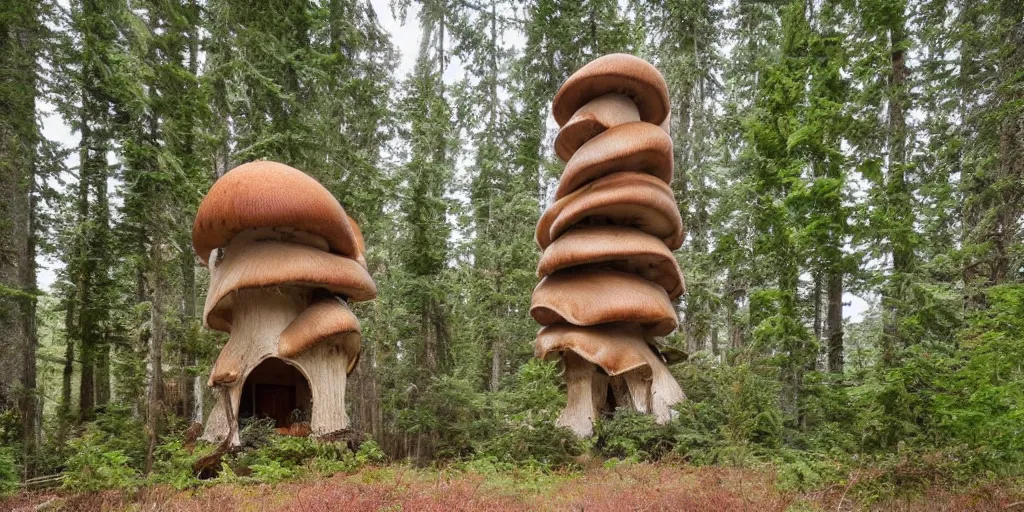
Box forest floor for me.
[4,463,1022,511]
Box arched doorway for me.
[238,357,312,428]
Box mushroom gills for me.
[552,205,680,250]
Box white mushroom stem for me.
[608,372,651,413]
[557,351,598,437]
[642,341,685,424]
[201,286,351,444]
[302,341,349,433]
[202,288,306,444]
[623,370,652,414]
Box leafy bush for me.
[230,434,387,483]
[396,375,492,459]
[772,449,847,492]
[672,356,784,464]
[62,406,144,492]
[595,409,677,461]
[149,439,214,490]
[249,460,294,483]
[238,416,278,449]
[63,441,140,492]
[934,284,1024,472]
[0,446,18,498]
[478,417,585,468]
[476,360,585,468]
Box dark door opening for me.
[239,357,312,428]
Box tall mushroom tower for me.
[532,54,686,437]
[193,161,377,445]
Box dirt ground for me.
[4,463,1022,511]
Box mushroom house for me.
[192,161,376,445]
[532,54,687,437]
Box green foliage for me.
[934,284,1024,471]
[148,440,213,490]
[63,442,140,492]
[772,449,846,493]
[0,447,18,498]
[673,356,784,464]
[478,418,585,468]
[477,361,584,468]
[229,435,388,484]
[60,407,145,491]
[18,0,1024,500]
[248,460,294,484]
[595,409,678,462]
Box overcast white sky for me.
[35,0,871,321]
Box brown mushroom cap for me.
[536,172,684,250]
[552,54,670,127]
[204,241,377,332]
[537,226,685,299]
[192,161,358,264]
[347,215,368,268]
[554,94,641,162]
[278,298,361,373]
[556,122,673,199]
[530,268,678,336]
[535,323,652,376]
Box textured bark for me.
[145,244,166,474]
[59,308,74,430]
[826,272,843,373]
[490,334,503,392]
[812,273,822,340]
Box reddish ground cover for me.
[3,464,1021,511]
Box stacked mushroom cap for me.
[532,54,686,437]
[193,160,377,380]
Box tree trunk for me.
[826,271,843,373]
[145,243,165,474]
[812,272,822,340]
[881,17,911,367]
[59,306,75,435]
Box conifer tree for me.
[0,0,42,475]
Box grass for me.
[3,462,1022,511]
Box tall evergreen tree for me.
[0,0,42,476]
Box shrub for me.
[149,439,215,490]
[238,416,278,449]
[595,408,678,461]
[63,440,140,492]
[772,449,846,492]
[0,446,18,498]
[249,460,294,483]
[230,434,388,483]
[478,417,586,468]
[62,406,145,492]
[475,360,585,468]
[672,356,784,464]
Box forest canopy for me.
[0,0,1022,502]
